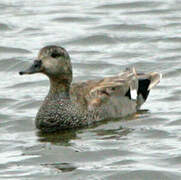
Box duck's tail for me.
[136,72,162,109]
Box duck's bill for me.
[19,60,42,75]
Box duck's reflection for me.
[36,129,77,146]
[36,109,150,147]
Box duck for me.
[19,45,161,132]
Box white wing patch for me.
[130,89,137,100]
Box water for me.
[0,0,181,179]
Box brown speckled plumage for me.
[19,45,161,132]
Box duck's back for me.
[70,68,138,117]
[70,68,161,114]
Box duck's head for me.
[19,45,72,85]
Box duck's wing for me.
[136,72,162,109]
[70,68,138,110]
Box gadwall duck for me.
[19,45,161,132]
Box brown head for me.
[19,45,73,94]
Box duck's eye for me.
[51,51,61,58]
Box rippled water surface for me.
[1,0,181,179]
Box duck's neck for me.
[48,77,71,99]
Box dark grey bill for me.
[19,60,42,75]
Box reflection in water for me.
[36,110,148,145]
[93,126,133,139]
[42,162,77,173]
[37,129,77,146]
